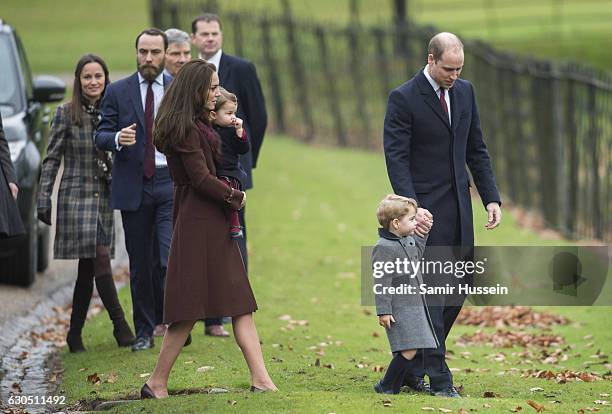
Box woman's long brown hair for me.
[71,54,110,126]
[154,60,216,154]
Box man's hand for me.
[378,314,395,330]
[233,117,244,138]
[415,207,433,237]
[485,202,501,230]
[8,182,18,200]
[118,123,137,146]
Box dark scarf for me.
[83,101,112,183]
[194,118,221,163]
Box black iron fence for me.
[151,0,611,242]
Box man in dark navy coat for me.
[383,32,502,397]
[96,28,173,351]
[191,13,267,337]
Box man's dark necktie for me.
[144,81,155,178]
[439,87,449,118]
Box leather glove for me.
[37,208,52,225]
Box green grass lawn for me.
[58,136,611,413]
[2,0,611,74]
[1,0,148,74]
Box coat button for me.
[94,193,99,197]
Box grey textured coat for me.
[372,228,439,352]
[37,103,114,259]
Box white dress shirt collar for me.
[137,71,164,86]
[199,49,223,72]
[423,65,441,93]
[423,65,451,123]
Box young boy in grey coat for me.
[372,194,439,394]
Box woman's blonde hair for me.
[376,194,418,230]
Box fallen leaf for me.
[86,373,101,385]
[362,308,372,316]
[278,314,291,321]
[600,394,609,397]
[139,372,151,378]
[372,331,380,337]
[106,373,118,384]
[196,366,214,373]
[526,400,545,412]
[458,409,470,414]
[228,400,237,406]
[483,391,499,398]
[594,400,609,405]
[510,407,522,412]
[457,306,569,329]
[530,387,544,392]
[421,408,436,412]
[438,409,452,413]
[383,399,392,407]
[184,360,194,364]
[78,368,86,372]
[483,403,492,408]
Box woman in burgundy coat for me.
[142,60,277,398]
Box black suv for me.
[0,19,65,286]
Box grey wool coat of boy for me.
[372,228,439,352]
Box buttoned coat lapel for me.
[128,74,145,128]
[416,71,451,131]
[218,53,233,86]
[450,85,463,134]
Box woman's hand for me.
[378,314,395,330]
[228,189,246,210]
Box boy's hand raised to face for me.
[415,207,433,237]
[378,314,395,330]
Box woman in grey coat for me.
[37,54,134,352]
[372,194,438,394]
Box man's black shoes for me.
[131,336,154,351]
[431,386,461,398]
[403,376,431,393]
[373,381,397,394]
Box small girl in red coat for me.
[209,87,250,239]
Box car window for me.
[14,33,32,100]
[0,33,24,117]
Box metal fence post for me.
[315,26,347,146]
[261,17,286,134]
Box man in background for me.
[96,29,174,351]
[164,28,191,78]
